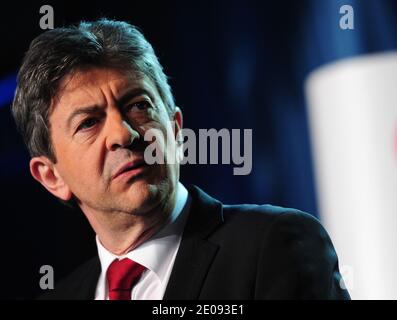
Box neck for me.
[83,192,177,256]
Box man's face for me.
[47,67,181,216]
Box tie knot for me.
[106,258,146,300]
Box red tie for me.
[106,258,146,300]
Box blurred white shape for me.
[305,52,397,299]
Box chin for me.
[123,180,165,215]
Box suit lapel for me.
[163,185,224,300]
[79,256,101,299]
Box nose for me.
[105,110,140,151]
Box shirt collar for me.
[96,181,189,283]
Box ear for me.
[172,106,183,138]
[29,156,72,201]
[172,107,184,162]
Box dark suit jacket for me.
[40,185,350,300]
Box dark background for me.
[1,0,397,299]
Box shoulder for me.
[187,184,326,245]
[195,193,349,298]
[233,206,349,299]
[221,202,325,240]
[207,200,332,262]
[222,203,335,266]
[219,204,349,299]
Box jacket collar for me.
[163,184,224,299]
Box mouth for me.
[113,159,149,180]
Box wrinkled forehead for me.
[50,67,157,111]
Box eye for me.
[77,118,99,132]
[126,101,150,112]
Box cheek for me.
[141,111,174,143]
[56,143,103,187]
[151,111,175,139]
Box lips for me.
[112,159,147,180]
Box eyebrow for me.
[66,105,104,130]
[117,88,154,106]
[66,88,153,130]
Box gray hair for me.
[12,18,176,162]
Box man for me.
[12,18,350,300]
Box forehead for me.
[52,67,157,110]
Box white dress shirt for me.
[94,182,190,300]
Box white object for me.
[305,52,397,299]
